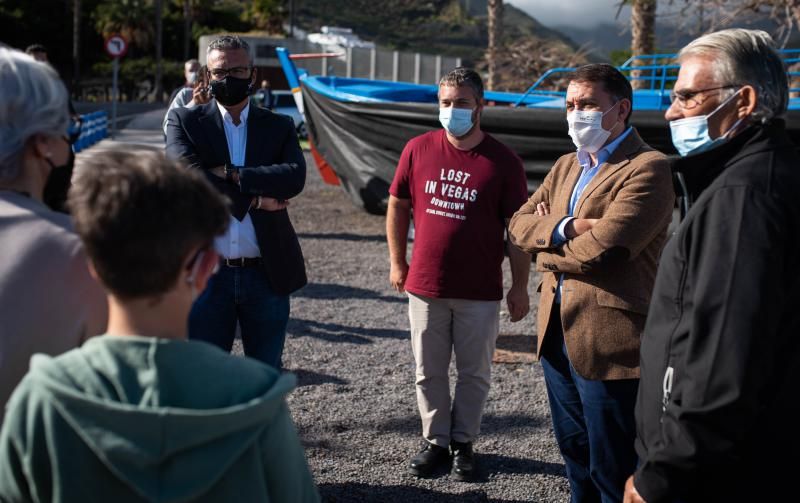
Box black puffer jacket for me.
[633,120,800,503]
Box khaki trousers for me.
[408,292,500,447]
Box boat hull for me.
[302,80,800,214]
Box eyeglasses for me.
[208,66,252,80]
[669,85,738,110]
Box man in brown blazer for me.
[509,64,674,503]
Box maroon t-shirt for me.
[389,129,527,300]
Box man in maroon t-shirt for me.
[387,67,531,481]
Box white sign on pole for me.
[104,35,128,58]
[104,34,128,139]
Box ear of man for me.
[737,85,758,118]
[186,248,220,293]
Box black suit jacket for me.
[165,100,307,295]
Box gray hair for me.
[0,47,69,181]
[439,67,484,101]
[678,28,788,123]
[206,35,252,65]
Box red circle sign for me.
[104,34,128,58]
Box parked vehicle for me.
[271,90,307,139]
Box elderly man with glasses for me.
[624,28,800,503]
[166,35,307,369]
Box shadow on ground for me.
[481,413,548,434]
[376,413,548,437]
[295,283,405,304]
[493,334,538,364]
[478,454,565,478]
[291,368,349,387]
[319,482,532,503]
[298,232,386,243]
[288,318,408,344]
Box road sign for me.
[104,34,128,59]
[104,34,127,139]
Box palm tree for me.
[183,0,192,60]
[94,0,155,54]
[628,0,656,90]
[487,0,503,91]
[154,0,163,101]
[72,0,81,92]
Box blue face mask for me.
[439,107,475,137]
[670,89,743,156]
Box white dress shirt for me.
[214,102,261,259]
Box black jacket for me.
[633,120,800,502]
[165,100,307,295]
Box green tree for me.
[249,0,286,33]
[94,0,155,57]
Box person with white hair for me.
[0,47,106,420]
[624,28,800,503]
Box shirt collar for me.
[216,101,250,125]
[577,126,633,169]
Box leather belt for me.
[221,257,262,268]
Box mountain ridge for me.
[294,0,576,64]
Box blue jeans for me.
[189,265,290,369]
[540,306,639,503]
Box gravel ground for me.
[256,153,571,502]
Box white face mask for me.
[186,71,199,85]
[669,89,743,157]
[439,107,475,137]
[567,101,620,154]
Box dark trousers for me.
[189,265,290,369]
[540,304,639,503]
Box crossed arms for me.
[508,155,674,274]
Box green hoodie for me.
[0,335,320,503]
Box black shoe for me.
[409,442,450,477]
[450,441,475,481]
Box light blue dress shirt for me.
[553,127,632,303]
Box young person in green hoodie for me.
[0,148,320,503]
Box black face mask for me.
[210,76,253,107]
[42,137,75,214]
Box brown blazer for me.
[509,129,674,380]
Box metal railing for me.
[73,111,108,153]
[513,50,800,109]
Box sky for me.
[507,0,631,29]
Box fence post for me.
[321,56,327,77]
[414,53,421,84]
[435,55,442,83]
[370,48,376,80]
[346,47,353,78]
[392,51,399,82]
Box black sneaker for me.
[450,441,475,481]
[409,442,450,477]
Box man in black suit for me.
[166,35,306,369]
